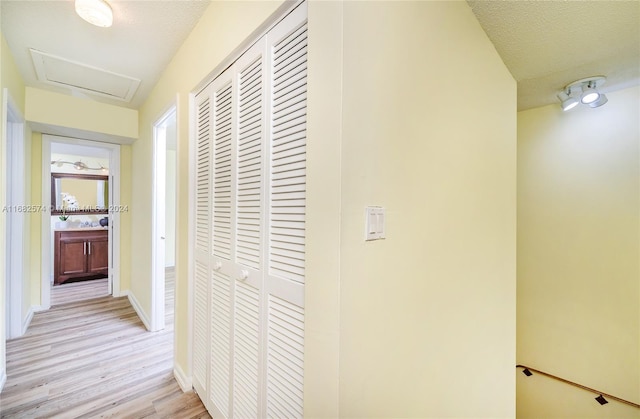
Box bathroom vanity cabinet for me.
[54,229,108,285]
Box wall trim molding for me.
[173,364,192,393]
[122,290,151,331]
[21,306,36,336]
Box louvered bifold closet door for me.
[193,89,213,400]
[192,3,307,419]
[208,70,236,419]
[231,39,267,419]
[264,4,307,418]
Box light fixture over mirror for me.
[557,76,608,111]
[75,0,113,28]
[51,159,108,172]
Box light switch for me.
[365,206,385,241]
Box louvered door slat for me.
[266,294,304,418]
[195,97,211,252]
[193,260,209,392]
[264,5,307,418]
[213,81,234,260]
[236,53,264,271]
[233,282,260,419]
[193,91,212,400]
[210,271,231,417]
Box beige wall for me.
[517,85,640,417]
[30,133,42,308]
[25,87,137,143]
[165,149,176,267]
[332,1,516,416]
[134,0,283,378]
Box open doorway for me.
[41,135,121,309]
[151,106,177,332]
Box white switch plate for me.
[365,206,385,241]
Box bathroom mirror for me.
[51,173,109,215]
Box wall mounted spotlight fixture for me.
[557,76,608,111]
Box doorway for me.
[41,135,121,309]
[151,106,177,332]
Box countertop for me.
[54,227,108,232]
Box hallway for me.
[0,275,209,418]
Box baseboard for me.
[173,363,192,392]
[21,306,36,335]
[122,290,152,331]
[0,368,6,393]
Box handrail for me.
[516,365,640,409]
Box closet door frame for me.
[187,0,306,410]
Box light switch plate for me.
[365,206,385,241]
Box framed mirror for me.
[51,173,109,215]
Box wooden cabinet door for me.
[58,237,88,283]
[55,230,109,284]
[87,236,109,275]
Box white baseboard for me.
[173,363,192,392]
[121,290,152,331]
[0,368,6,393]
[21,306,36,335]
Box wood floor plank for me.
[0,273,210,419]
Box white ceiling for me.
[1,1,638,112]
[467,0,640,111]
[1,0,211,109]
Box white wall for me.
[517,85,640,417]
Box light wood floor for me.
[51,278,110,306]
[1,273,210,419]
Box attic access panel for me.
[30,49,141,103]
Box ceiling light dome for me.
[75,0,113,28]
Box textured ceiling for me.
[1,0,211,109]
[467,0,640,111]
[2,1,638,112]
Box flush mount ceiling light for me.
[75,0,113,28]
[557,76,608,111]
